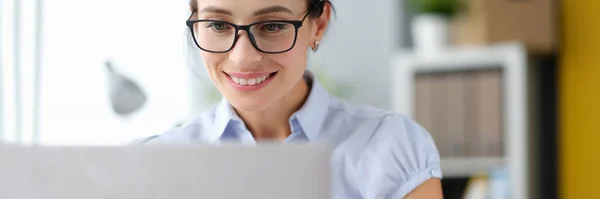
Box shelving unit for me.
[390,42,528,199]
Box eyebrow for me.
[199,5,294,16]
[253,6,294,16]
[200,6,233,15]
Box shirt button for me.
[430,169,437,176]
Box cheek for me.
[198,52,228,87]
[199,52,225,72]
[269,41,310,71]
[277,29,312,68]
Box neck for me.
[235,78,310,140]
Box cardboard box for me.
[451,0,558,54]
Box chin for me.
[226,96,273,112]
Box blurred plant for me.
[197,79,222,107]
[312,67,354,99]
[408,0,463,17]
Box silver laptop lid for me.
[0,143,331,199]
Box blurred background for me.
[1,0,598,198]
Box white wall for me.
[38,0,193,145]
[313,0,402,109]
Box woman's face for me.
[193,0,327,112]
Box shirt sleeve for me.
[356,114,443,199]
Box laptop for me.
[0,143,331,199]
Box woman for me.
[137,0,443,198]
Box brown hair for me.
[188,0,332,19]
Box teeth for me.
[239,78,248,85]
[230,73,272,86]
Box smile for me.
[224,71,278,91]
[229,72,275,86]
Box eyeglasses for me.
[186,2,323,54]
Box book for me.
[475,69,503,156]
[465,71,482,157]
[415,74,438,152]
[445,72,467,157]
[430,74,450,157]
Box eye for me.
[205,21,231,31]
[260,23,289,32]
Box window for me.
[1,0,197,145]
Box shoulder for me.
[330,99,442,198]
[327,98,438,146]
[130,107,218,145]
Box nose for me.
[229,32,263,67]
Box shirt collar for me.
[208,98,240,144]
[209,70,330,143]
[290,71,330,141]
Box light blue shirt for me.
[135,71,443,199]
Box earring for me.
[312,41,321,52]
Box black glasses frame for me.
[186,1,324,54]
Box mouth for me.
[223,71,278,91]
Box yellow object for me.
[560,0,600,198]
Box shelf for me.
[392,43,529,198]
[441,157,505,177]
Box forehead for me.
[196,0,307,15]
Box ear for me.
[310,3,332,47]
